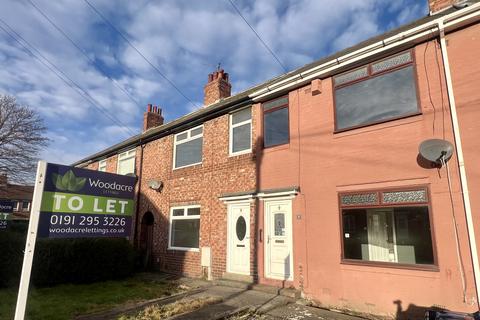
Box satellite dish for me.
[419,139,454,165]
[148,180,163,191]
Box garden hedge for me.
[0,230,135,287]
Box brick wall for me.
[135,108,258,278]
[429,0,455,13]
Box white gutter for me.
[438,20,480,306]
[248,2,480,102]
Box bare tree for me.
[0,95,48,184]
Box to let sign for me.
[37,163,136,238]
[0,200,13,230]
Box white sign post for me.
[14,161,47,320]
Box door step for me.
[213,278,251,290]
[222,272,254,283]
[251,284,300,299]
[214,275,300,299]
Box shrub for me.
[32,238,135,286]
[0,231,26,287]
[0,233,135,287]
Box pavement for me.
[167,280,365,320]
[76,274,367,320]
[264,304,368,320]
[171,284,293,320]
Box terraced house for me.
[75,0,480,317]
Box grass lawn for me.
[0,275,178,320]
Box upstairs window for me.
[12,201,19,212]
[334,50,420,131]
[174,125,203,169]
[117,149,136,175]
[230,107,252,155]
[340,187,435,267]
[98,159,107,172]
[263,96,289,148]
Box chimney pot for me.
[429,0,458,14]
[143,104,164,131]
[203,68,232,106]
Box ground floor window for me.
[340,188,435,266]
[169,206,200,251]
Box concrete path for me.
[75,274,366,320]
[171,285,293,320]
[264,303,368,320]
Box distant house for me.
[74,0,480,317]
[0,175,33,220]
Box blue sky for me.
[0,0,428,165]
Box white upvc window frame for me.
[22,201,30,211]
[98,159,107,172]
[229,107,252,156]
[117,149,136,175]
[168,205,201,252]
[173,125,203,170]
[12,201,19,212]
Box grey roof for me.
[73,6,462,166]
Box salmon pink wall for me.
[256,30,479,317]
[447,23,480,270]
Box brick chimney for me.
[203,69,231,106]
[429,0,463,14]
[0,174,7,187]
[143,104,164,132]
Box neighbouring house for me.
[74,0,480,317]
[0,175,33,220]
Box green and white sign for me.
[0,200,13,230]
[37,163,136,238]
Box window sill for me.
[229,149,252,157]
[263,143,290,153]
[173,162,202,171]
[168,247,200,252]
[340,259,439,272]
[333,113,422,138]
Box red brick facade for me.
[88,109,258,278]
[429,0,456,13]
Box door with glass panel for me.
[227,203,250,275]
[366,209,397,263]
[264,199,293,280]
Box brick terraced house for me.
[0,174,33,220]
[75,0,480,317]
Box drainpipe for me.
[438,20,480,307]
[133,141,145,248]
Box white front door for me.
[264,199,293,280]
[227,203,250,275]
[367,209,397,263]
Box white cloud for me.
[0,0,427,166]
